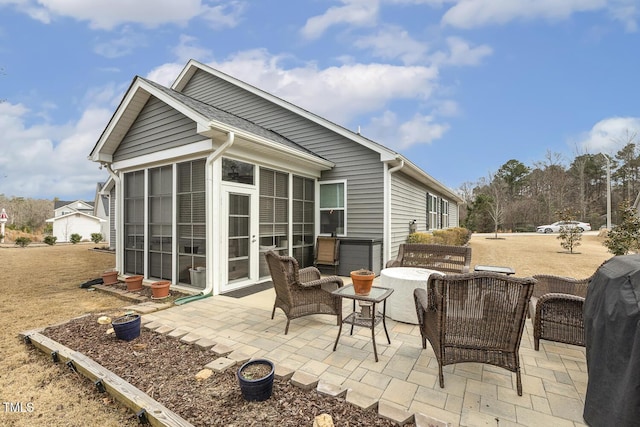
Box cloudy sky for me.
[0,0,638,201]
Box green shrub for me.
[407,227,471,246]
[603,200,640,255]
[15,237,31,247]
[70,233,82,244]
[91,233,103,244]
[43,235,57,246]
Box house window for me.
[259,168,289,277]
[222,158,254,185]
[441,199,449,228]
[319,181,345,235]
[177,159,206,286]
[148,165,173,281]
[427,193,438,230]
[293,175,315,267]
[124,170,144,275]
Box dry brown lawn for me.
[0,243,137,427]
[0,233,613,426]
[469,232,612,278]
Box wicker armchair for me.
[386,243,471,274]
[265,250,343,334]
[530,274,590,350]
[414,272,536,396]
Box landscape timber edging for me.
[19,330,194,427]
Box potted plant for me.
[124,275,143,292]
[101,269,119,286]
[111,314,141,341]
[150,280,171,299]
[237,359,275,401]
[350,268,375,296]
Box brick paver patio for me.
[142,279,588,427]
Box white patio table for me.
[380,267,443,324]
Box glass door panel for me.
[228,193,251,282]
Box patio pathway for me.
[141,279,588,427]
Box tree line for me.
[0,195,53,233]
[460,134,640,233]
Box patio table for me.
[332,285,393,362]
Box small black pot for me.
[237,359,275,401]
[111,314,141,341]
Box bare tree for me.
[486,173,508,238]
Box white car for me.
[536,221,592,233]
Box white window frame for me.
[318,180,347,236]
[428,193,438,230]
[442,199,449,229]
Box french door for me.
[222,186,258,292]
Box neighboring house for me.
[46,200,104,243]
[89,59,462,296]
[53,200,94,217]
[93,180,113,247]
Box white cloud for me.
[607,0,639,32]
[441,0,618,29]
[354,25,429,65]
[201,1,246,29]
[577,117,640,153]
[429,36,493,66]
[171,35,214,65]
[398,113,450,147]
[301,0,380,40]
[366,110,450,149]
[1,0,247,30]
[94,27,147,59]
[0,97,113,199]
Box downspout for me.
[175,131,235,305]
[103,163,122,272]
[385,156,404,264]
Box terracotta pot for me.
[101,270,119,286]
[350,269,375,296]
[151,280,171,299]
[124,275,143,291]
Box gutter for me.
[384,156,405,263]
[175,131,235,305]
[102,163,122,270]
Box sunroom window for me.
[124,170,144,275]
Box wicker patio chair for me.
[414,272,536,396]
[265,250,343,335]
[530,274,591,350]
[386,243,472,274]
[314,236,340,274]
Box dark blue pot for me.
[237,359,275,401]
[112,314,141,341]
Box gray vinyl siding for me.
[390,172,428,259]
[113,97,203,162]
[182,69,384,239]
[389,172,460,260]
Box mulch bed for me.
[42,314,411,426]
